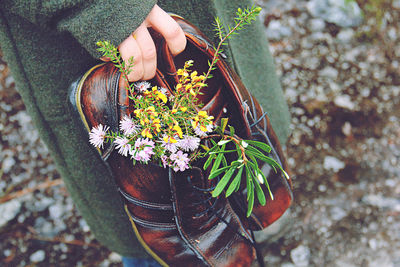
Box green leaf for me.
[254,176,266,206]
[220,118,229,133]
[246,180,254,217]
[203,155,214,170]
[245,164,252,201]
[210,145,224,173]
[221,154,228,167]
[212,167,235,197]
[209,149,237,154]
[201,144,210,151]
[245,140,272,153]
[225,166,244,197]
[229,125,235,136]
[209,165,232,180]
[259,169,274,200]
[247,148,281,170]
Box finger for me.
[118,35,144,82]
[146,5,186,55]
[134,24,157,80]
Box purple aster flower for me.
[170,151,190,172]
[120,115,140,136]
[114,136,131,157]
[159,87,168,95]
[178,135,200,152]
[89,124,109,149]
[134,81,151,93]
[130,138,155,163]
[161,155,169,168]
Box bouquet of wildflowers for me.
[89,6,289,216]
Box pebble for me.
[309,18,326,32]
[330,206,347,221]
[342,122,352,136]
[323,156,345,172]
[30,250,45,262]
[49,204,64,220]
[307,0,363,27]
[290,245,311,267]
[26,196,54,212]
[362,195,400,210]
[334,95,356,110]
[0,199,22,228]
[319,66,338,79]
[1,156,15,174]
[337,29,355,43]
[266,20,292,40]
[108,252,122,263]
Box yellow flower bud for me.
[198,110,207,117]
[191,71,198,79]
[173,124,183,138]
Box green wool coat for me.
[0,0,290,257]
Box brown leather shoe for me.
[69,62,256,266]
[155,15,293,231]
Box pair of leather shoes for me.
[69,15,292,267]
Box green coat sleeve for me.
[2,0,157,58]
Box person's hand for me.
[105,5,186,82]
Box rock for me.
[0,199,22,229]
[319,66,338,79]
[25,196,54,212]
[342,121,352,136]
[30,250,45,262]
[79,218,90,232]
[362,195,400,210]
[334,95,356,110]
[337,29,355,43]
[309,18,326,32]
[2,156,16,174]
[290,245,311,267]
[108,252,122,263]
[266,20,292,40]
[307,0,363,27]
[323,156,345,172]
[49,204,64,220]
[330,206,347,221]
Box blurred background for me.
[1,0,399,266]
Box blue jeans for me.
[122,256,161,267]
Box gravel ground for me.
[1,0,399,266]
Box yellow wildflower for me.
[173,124,183,138]
[163,135,177,144]
[141,128,153,139]
[156,91,168,103]
[190,71,198,79]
